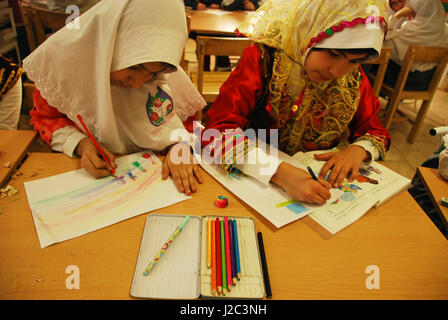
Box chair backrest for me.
[180,14,191,73]
[364,47,392,97]
[195,36,251,99]
[381,45,448,142]
[30,6,70,46]
[394,45,448,99]
[20,4,37,52]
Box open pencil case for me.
[130,214,266,299]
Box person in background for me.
[24,0,205,195]
[29,0,101,13]
[184,0,221,10]
[383,0,448,90]
[439,133,448,180]
[221,0,260,11]
[0,55,23,130]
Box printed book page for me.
[293,150,411,234]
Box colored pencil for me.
[229,219,237,285]
[215,218,222,295]
[211,220,216,296]
[220,219,227,295]
[257,231,272,298]
[76,114,117,177]
[142,215,190,276]
[233,219,241,280]
[224,216,232,291]
[207,219,212,268]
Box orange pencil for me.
[76,114,117,177]
[215,218,222,295]
[210,220,216,296]
[207,219,212,268]
[224,216,232,291]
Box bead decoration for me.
[307,16,386,49]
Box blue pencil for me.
[229,219,237,285]
[233,219,241,280]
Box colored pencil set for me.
[207,216,241,296]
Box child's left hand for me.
[162,143,203,195]
[314,145,370,188]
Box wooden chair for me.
[20,4,37,52]
[194,36,252,121]
[22,6,70,50]
[380,45,448,143]
[363,47,392,97]
[180,15,191,73]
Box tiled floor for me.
[382,89,448,179]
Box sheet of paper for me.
[24,151,190,248]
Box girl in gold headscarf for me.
[204,0,391,204]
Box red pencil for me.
[215,218,222,295]
[76,114,117,177]
[211,220,216,296]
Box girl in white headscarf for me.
[24,0,205,195]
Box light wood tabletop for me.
[0,130,36,188]
[417,166,448,229]
[0,153,447,300]
[188,8,251,36]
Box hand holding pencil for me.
[76,137,117,178]
[75,115,117,178]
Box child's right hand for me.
[75,138,117,178]
[270,162,331,204]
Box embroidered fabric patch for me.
[146,86,174,127]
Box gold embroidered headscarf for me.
[238,0,388,156]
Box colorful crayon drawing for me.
[276,200,308,214]
[24,151,190,248]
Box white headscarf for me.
[24,0,201,154]
[385,0,448,71]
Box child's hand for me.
[270,162,331,204]
[75,138,117,178]
[314,145,370,188]
[162,143,203,195]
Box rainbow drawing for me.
[24,151,190,248]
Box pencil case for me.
[130,214,266,299]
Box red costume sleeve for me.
[204,45,391,155]
[349,67,391,151]
[30,88,77,146]
[204,44,263,146]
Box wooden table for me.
[417,166,448,229]
[1,153,447,300]
[188,8,251,36]
[0,130,36,188]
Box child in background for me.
[24,0,205,195]
[203,0,391,204]
[0,55,23,130]
[439,133,448,180]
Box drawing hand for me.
[270,162,331,204]
[75,138,117,178]
[162,143,203,195]
[314,145,370,188]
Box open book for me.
[293,150,411,234]
[200,144,410,234]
